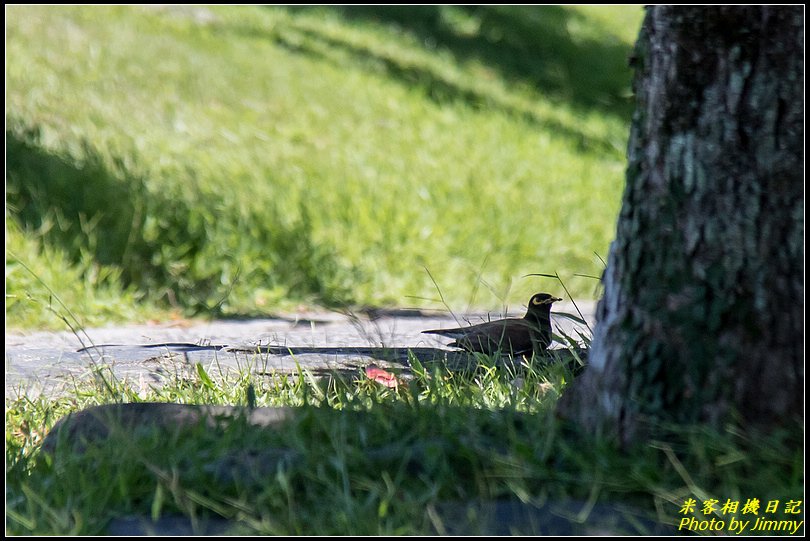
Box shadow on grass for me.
[6,127,359,315]
[29,401,673,535]
[330,6,636,115]
[270,24,618,154]
[6,127,205,302]
[214,6,636,154]
[283,6,637,118]
[7,128,150,269]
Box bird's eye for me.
[532,296,542,305]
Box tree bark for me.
[559,6,804,444]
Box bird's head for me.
[528,293,562,308]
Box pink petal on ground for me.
[365,365,399,388]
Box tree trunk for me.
[559,6,804,444]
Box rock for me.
[42,402,293,454]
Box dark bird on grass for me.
[422,293,562,355]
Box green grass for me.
[6,353,803,535]
[7,5,642,328]
[6,221,166,330]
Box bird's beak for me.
[550,297,562,303]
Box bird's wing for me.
[422,318,528,339]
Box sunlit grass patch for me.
[7,5,643,326]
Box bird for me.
[422,293,562,355]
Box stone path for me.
[6,301,596,399]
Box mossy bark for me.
[560,6,803,443]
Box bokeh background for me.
[6,6,645,328]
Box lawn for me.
[6,349,803,535]
[8,5,640,328]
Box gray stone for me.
[431,499,672,535]
[41,402,294,454]
[106,515,234,536]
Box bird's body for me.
[422,293,561,355]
